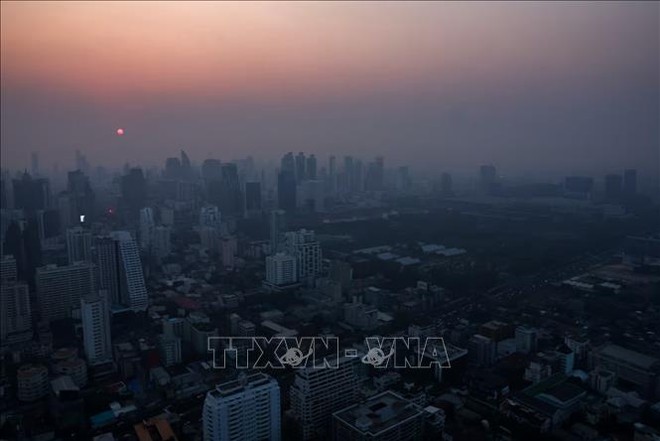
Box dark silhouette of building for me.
[3,220,42,288]
[164,157,182,180]
[564,176,594,198]
[365,157,384,191]
[245,182,262,212]
[201,159,222,181]
[67,170,95,222]
[277,171,296,212]
[121,168,147,222]
[220,163,242,216]
[295,152,306,183]
[281,152,295,174]
[605,174,623,201]
[306,154,317,180]
[13,172,50,213]
[623,169,637,196]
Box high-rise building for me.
[245,182,262,213]
[203,373,281,441]
[306,155,317,180]
[2,219,42,287]
[165,157,182,180]
[468,334,496,367]
[281,152,295,174]
[220,163,242,216]
[479,165,497,194]
[121,168,147,221]
[17,364,49,402]
[302,180,325,212]
[332,391,425,441]
[564,176,594,199]
[329,260,353,296]
[158,334,182,367]
[605,174,623,201]
[95,232,148,311]
[13,172,50,213]
[1,281,32,346]
[36,262,95,322]
[515,326,538,354]
[365,157,385,192]
[623,169,637,196]
[67,169,95,222]
[66,227,93,264]
[284,229,321,283]
[277,171,297,212]
[1,255,17,283]
[290,356,359,440]
[295,152,307,183]
[81,292,112,366]
[153,226,172,259]
[180,149,193,180]
[202,159,222,181]
[265,253,298,287]
[269,210,287,254]
[139,207,156,251]
[220,236,237,269]
[200,205,222,229]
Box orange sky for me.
[3,1,649,102]
[1,2,658,173]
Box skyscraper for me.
[200,205,222,229]
[623,169,637,196]
[269,210,287,254]
[290,356,359,440]
[13,172,50,213]
[121,168,147,221]
[306,154,317,180]
[203,373,281,441]
[66,226,92,264]
[152,226,171,259]
[265,252,298,287]
[245,182,262,213]
[36,262,95,322]
[295,152,307,183]
[139,207,155,251]
[220,163,242,216]
[281,152,295,174]
[277,171,297,212]
[284,229,321,283]
[1,279,32,346]
[165,157,182,179]
[81,291,112,366]
[202,159,222,181]
[67,170,95,222]
[95,232,148,311]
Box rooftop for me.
[334,391,423,436]
[598,344,660,370]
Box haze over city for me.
[1,3,660,441]
[1,1,658,178]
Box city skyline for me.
[1,1,658,177]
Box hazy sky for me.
[1,1,658,177]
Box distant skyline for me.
[1,1,658,177]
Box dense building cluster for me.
[1,151,659,441]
